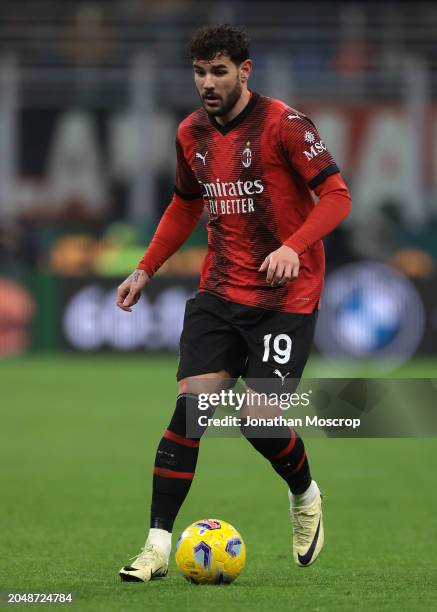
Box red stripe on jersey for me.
[153,467,194,480]
[189,110,228,294]
[163,429,200,448]
[291,451,307,475]
[271,429,297,461]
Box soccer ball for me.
[175,519,246,584]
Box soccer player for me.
[117,24,351,581]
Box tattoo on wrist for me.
[131,270,146,283]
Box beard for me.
[202,79,242,117]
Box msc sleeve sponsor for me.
[279,111,340,189]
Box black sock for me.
[241,423,311,495]
[150,393,207,532]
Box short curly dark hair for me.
[189,24,250,65]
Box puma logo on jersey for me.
[288,114,302,120]
[196,151,208,165]
[273,369,290,385]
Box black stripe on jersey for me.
[308,164,340,190]
[208,92,259,135]
[174,185,203,200]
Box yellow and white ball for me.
[175,519,246,584]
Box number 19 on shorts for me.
[262,334,292,364]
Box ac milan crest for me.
[242,142,252,168]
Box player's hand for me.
[116,269,150,312]
[258,245,299,287]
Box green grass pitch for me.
[1,355,437,611]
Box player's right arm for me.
[116,134,204,312]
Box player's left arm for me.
[259,113,351,287]
[259,174,351,286]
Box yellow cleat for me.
[289,482,324,567]
[119,543,168,582]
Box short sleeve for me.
[174,138,203,200]
[279,111,340,190]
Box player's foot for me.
[119,543,168,582]
[289,481,324,567]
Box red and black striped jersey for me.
[174,92,341,313]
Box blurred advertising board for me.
[61,277,198,352]
[318,262,437,361]
[58,263,437,361]
[2,263,436,359]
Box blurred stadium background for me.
[0,0,436,372]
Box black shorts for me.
[177,292,317,389]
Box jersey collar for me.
[207,91,259,135]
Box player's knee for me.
[178,371,234,396]
[177,378,190,394]
[168,392,215,440]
